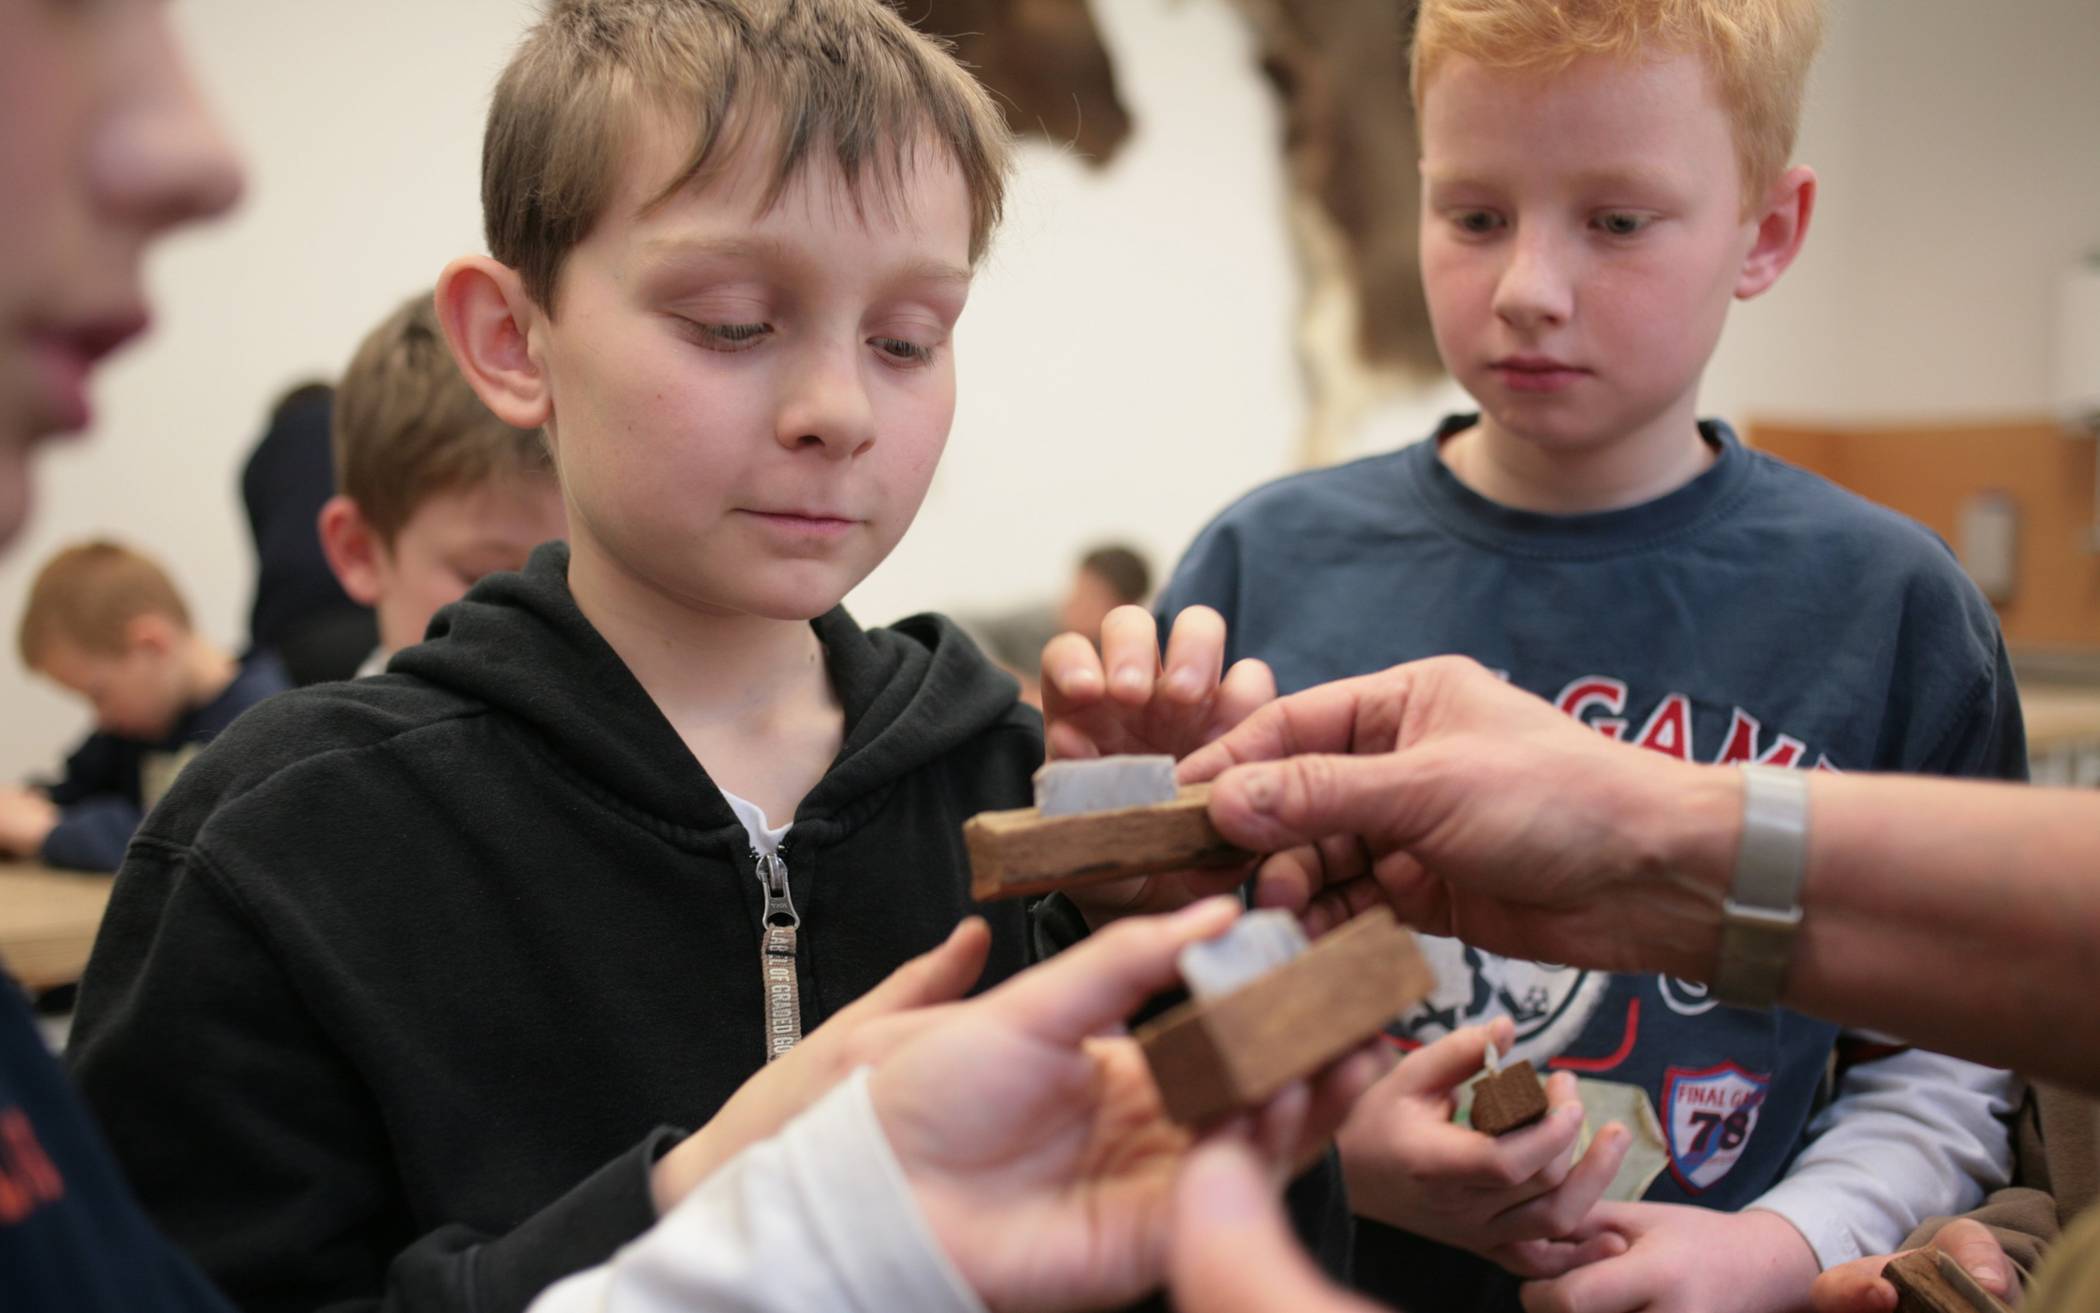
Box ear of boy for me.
[122,611,178,662]
[1735,165,1817,303]
[434,259,551,433]
[316,494,385,609]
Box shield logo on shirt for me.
[1662,1062,1769,1193]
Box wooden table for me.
[0,862,115,991]
[2021,686,2100,758]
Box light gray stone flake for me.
[1179,910,1310,1000]
[1034,755,1178,816]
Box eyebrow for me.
[1566,166,1683,196]
[640,234,795,267]
[639,235,971,288]
[1422,165,1683,196]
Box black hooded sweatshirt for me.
[68,543,1041,1313]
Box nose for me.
[1492,227,1573,335]
[90,14,246,236]
[774,340,877,459]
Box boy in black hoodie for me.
[67,3,1264,1311]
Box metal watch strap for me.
[1713,765,1810,1009]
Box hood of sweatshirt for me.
[391,542,1032,842]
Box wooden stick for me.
[964,782,1251,901]
[1885,1248,2013,1313]
[1136,908,1434,1126]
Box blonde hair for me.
[334,292,553,545]
[1411,0,1825,207]
[18,540,191,667]
[484,0,1013,313]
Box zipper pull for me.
[755,848,803,1061]
[758,848,801,931]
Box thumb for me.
[1169,1139,1382,1313]
[1209,751,1422,855]
[1932,1218,2020,1301]
[846,917,991,1018]
[1393,1019,1517,1100]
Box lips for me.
[741,507,862,541]
[748,507,858,524]
[26,309,151,433]
[1488,355,1588,393]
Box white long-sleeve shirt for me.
[529,1068,982,1313]
[1752,1039,2018,1267]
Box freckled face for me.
[1419,52,1758,456]
[534,120,975,622]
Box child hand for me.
[1518,1202,1820,1313]
[1038,604,1276,923]
[1040,603,1276,763]
[873,898,1386,1313]
[1170,1138,1390,1313]
[1340,1019,1632,1278]
[0,787,59,857]
[1810,1218,2021,1312]
[647,917,993,1213]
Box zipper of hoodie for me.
[755,845,803,1062]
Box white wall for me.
[1707,0,2100,423]
[4,0,2098,782]
[850,0,1304,624]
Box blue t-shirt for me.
[39,650,290,872]
[1156,415,2027,1309]
[0,982,232,1311]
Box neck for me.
[564,533,838,744]
[1441,403,1716,514]
[180,638,240,710]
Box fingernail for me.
[1114,666,1148,695]
[1168,667,1203,699]
[1238,766,1277,812]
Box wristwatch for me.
[1713,765,1810,1009]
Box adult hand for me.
[649,918,993,1212]
[873,897,1385,1313]
[1811,1218,2022,1312]
[1180,656,1740,981]
[1340,1020,1630,1278]
[0,786,58,857]
[1039,604,1276,923]
[1169,1137,1387,1313]
[1518,1202,1819,1313]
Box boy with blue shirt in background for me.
[1150,1,2022,1309]
[0,541,288,871]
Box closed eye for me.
[871,335,937,367]
[682,320,773,352]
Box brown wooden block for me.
[1135,908,1434,1125]
[964,782,1252,901]
[1469,1061,1549,1136]
[1885,1248,2013,1313]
